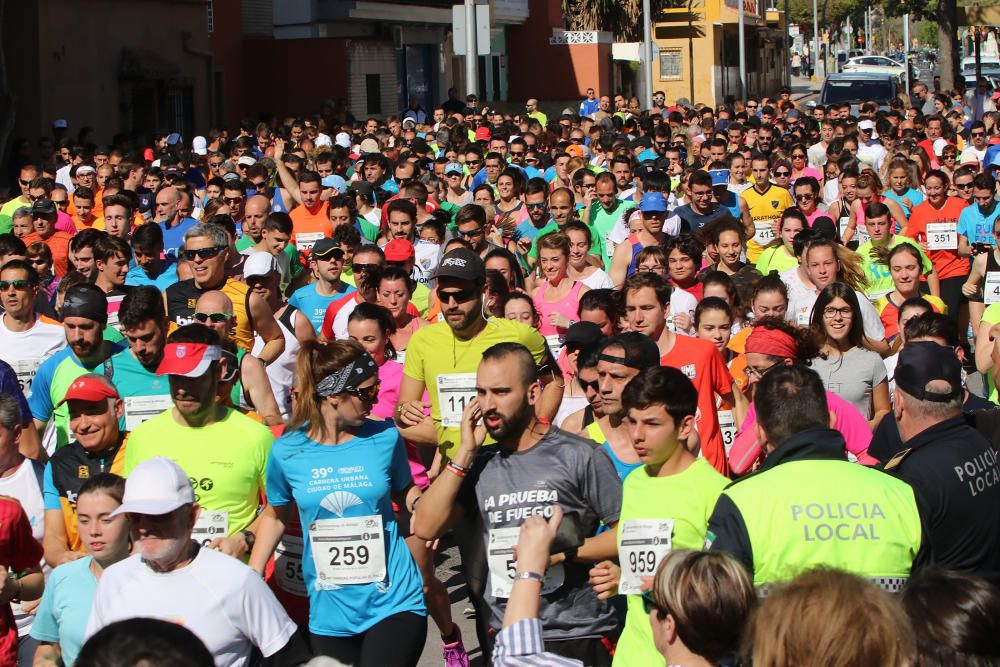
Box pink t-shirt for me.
[55,211,76,236]
[374,360,430,490]
[728,390,875,474]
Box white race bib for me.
[192,510,229,545]
[295,232,325,252]
[926,222,958,250]
[753,220,777,247]
[619,519,674,595]
[854,225,870,246]
[544,333,564,360]
[123,394,174,431]
[718,409,737,458]
[275,534,306,596]
[487,526,564,598]
[795,305,812,327]
[309,515,386,586]
[437,373,477,428]
[107,295,126,332]
[986,272,1000,305]
[10,358,41,397]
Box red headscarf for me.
[745,326,799,360]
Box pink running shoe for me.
[442,626,470,667]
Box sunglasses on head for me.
[0,280,30,290]
[193,312,232,323]
[182,246,226,261]
[437,287,478,304]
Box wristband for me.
[446,461,468,478]
[240,529,256,552]
[513,571,545,584]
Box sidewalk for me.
[790,74,822,102]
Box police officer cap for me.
[895,341,962,403]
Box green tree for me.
[561,0,682,41]
[882,0,959,88]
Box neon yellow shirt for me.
[402,317,549,457]
[613,458,728,667]
[123,408,272,537]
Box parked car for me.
[820,72,900,112]
[836,49,865,72]
[961,56,1000,80]
[841,55,908,81]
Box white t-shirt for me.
[0,313,67,399]
[781,267,885,340]
[670,288,698,335]
[86,546,297,667]
[580,268,615,290]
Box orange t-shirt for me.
[903,197,970,280]
[23,231,72,276]
[67,187,105,219]
[72,214,102,231]
[661,334,735,476]
[289,201,331,253]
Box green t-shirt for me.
[754,244,798,276]
[0,196,29,234]
[235,235,301,275]
[613,458,729,667]
[402,317,549,457]
[856,236,933,301]
[982,303,1000,403]
[589,200,631,270]
[124,408,272,537]
[527,221,605,260]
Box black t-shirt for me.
[885,417,1000,581]
[870,393,998,463]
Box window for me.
[207,1,214,34]
[366,74,381,115]
[659,48,682,81]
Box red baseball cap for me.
[59,376,119,405]
[155,342,222,377]
[475,127,491,141]
[384,238,415,262]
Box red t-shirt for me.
[904,197,970,280]
[661,334,734,476]
[0,498,43,665]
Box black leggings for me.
[939,275,967,327]
[310,611,427,667]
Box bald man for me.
[525,98,547,127]
[155,186,197,259]
[194,292,283,426]
[239,195,270,249]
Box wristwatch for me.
[513,571,545,584]
[240,529,256,552]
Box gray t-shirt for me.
[809,346,888,419]
[459,427,623,641]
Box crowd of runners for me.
[0,83,998,666]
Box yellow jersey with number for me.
[742,185,794,263]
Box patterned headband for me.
[316,353,379,397]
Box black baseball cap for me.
[311,238,343,260]
[564,321,604,350]
[598,332,660,369]
[31,199,56,217]
[436,248,485,283]
[895,341,962,402]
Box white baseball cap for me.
[192,136,208,155]
[110,457,195,517]
[243,251,279,279]
[335,132,351,149]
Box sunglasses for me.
[17,179,30,186]
[525,202,547,210]
[577,377,599,392]
[0,280,30,290]
[351,262,380,273]
[972,132,986,137]
[315,249,346,262]
[437,287,478,304]
[773,170,790,177]
[466,159,482,166]
[344,382,380,403]
[641,591,664,616]
[223,196,244,205]
[956,182,975,189]
[510,151,525,156]
[251,181,268,190]
[457,227,484,238]
[209,161,224,168]
[193,312,232,323]
[182,246,226,261]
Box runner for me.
[413,342,622,665]
[288,237,355,333]
[742,157,793,262]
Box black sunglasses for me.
[457,227,484,238]
[437,287,478,304]
[344,382,380,403]
[0,280,30,290]
[193,312,232,323]
[351,262,380,273]
[577,377,599,392]
[182,246,226,261]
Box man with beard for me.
[85,456,301,666]
[414,342,622,666]
[107,287,173,431]
[514,179,550,244]
[124,324,273,560]
[29,284,123,449]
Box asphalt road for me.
[417,539,485,666]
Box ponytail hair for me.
[289,339,367,440]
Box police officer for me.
[706,364,922,591]
[885,341,1000,581]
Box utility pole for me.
[812,0,819,79]
[738,0,747,100]
[642,0,654,109]
[903,13,910,96]
[464,0,478,98]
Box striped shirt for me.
[492,619,583,666]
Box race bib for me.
[309,515,386,586]
[275,534,306,596]
[986,272,1000,305]
[838,217,850,242]
[753,220,777,247]
[926,222,958,251]
[545,333,564,360]
[295,232,325,253]
[795,305,812,327]
[487,526,565,599]
[619,519,674,594]
[107,295,126,332]
[192,510,229,546]
[10,358,41,397]
[854,225,870,246]
[437,373,477,428]
[123,394,174,431]
[718,409,737,458]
